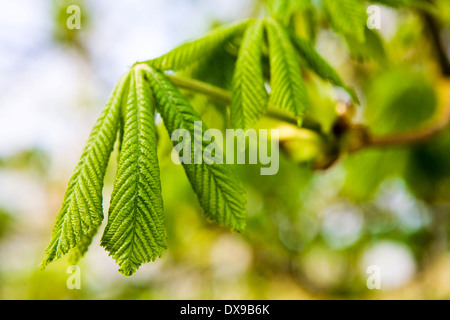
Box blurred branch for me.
[166,73,232,103]
[164,73,330,131]
[342,116,450,154]
[312,80,450,169]
[346,80,450,153]
[422,0,450,76]
[338,1,450,153]
[365,118,450,148]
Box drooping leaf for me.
[266,18,308,121]
[231,19,268,128]
[41,72,131,268]
[145,66,247,232]
[364,67,437,136]
[147,20,251,72]
[101,68,167,276]
[289,32,359,103]
[323,0,367,43]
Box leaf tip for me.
[119,265,139,277]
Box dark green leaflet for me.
[101,68,166,276]
[148,19,251,72]
[145,66,247,232]
[266,18,308,121]
[323,0,367,43]
[41,72,130,268]
[231,19,268,129]
[42,9,368,275]
[289,32,359,103]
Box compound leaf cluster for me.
[43,13,362,275]
[147,67,247,232]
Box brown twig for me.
[343,100,450,155]
[366,119,450,148]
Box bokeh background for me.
[1,0,450,300]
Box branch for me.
[366,119,449,148]
[347,81,450,153]
[342,2,450,152]
[422,1,450,76]
[336,3,450,154]
[343,118,449,155]
[165,73,328,129]
[165,73,232,103]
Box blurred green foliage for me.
[52,0,89,47]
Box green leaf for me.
[341,149,409,201]
[181,46,237,91]
[101,68,167,276]
[268,0,311,22]
[145,66,247,232]
[406,131,450,201]
[266,18,308,121]
[179,46,237,130]
[323,0,367,43]
[292,2,319,42]
[345,27,386,61]
[231,19,268,129]
[41,72,131,268]
[370,0,410,6]
[147,20,251,72]
[289,32,359,103]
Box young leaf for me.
[101,68,167,276]
[231,19,268,129]
[145,66,247,232]
[323,0,367,43]
[41,72,130,268]
[289,32,359,103]
[266,18,308,121]
[148,20,251,72]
